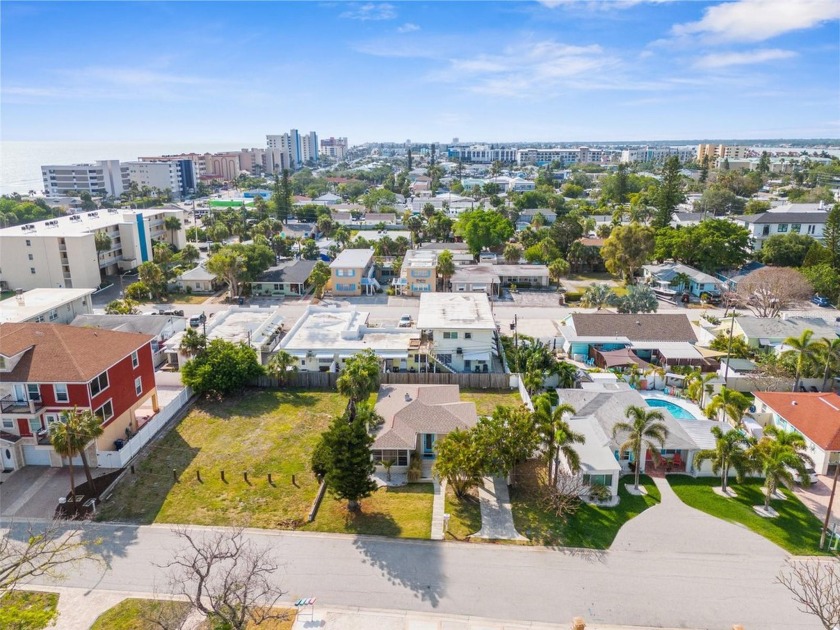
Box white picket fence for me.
[96,387,192,469]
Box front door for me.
[13,384,26,402]
[423,434,436,459]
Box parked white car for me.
[788,466,819,485]
[398,315,412,328]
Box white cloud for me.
[673,0,840,42]
[340,3,396,21]
[396,22,420,33]
[434,40,622,96]
[537,0,676,8]
[695,48,797,69]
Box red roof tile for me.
[754,392,840,450]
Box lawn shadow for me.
[95,429,200,524]
[352,534,445,608]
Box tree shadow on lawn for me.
[203,388,321,420]
[95,430,200,525]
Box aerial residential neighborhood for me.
[1,1,839,629]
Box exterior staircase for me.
[427,353,457,374]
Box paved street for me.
[7,519,818,629]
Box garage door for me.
[22,445,52,466]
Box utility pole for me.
[723,311,737,386]
[513,314,519,373]
[821,463,840,549]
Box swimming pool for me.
[643,397,698,421]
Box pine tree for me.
[823,204,840,271]
[652,156,685,229]
[321,413,377,512]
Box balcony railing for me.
[0,395,44,414]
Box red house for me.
[0,323,158,471]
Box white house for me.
[416,293,500,373]
[173,265,220,294]
[0,288,94,324]
[731,203,828,250]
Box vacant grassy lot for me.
[97,390,345,527]
[460,389,524,417]
[0,591,59,630]
[165,292,211,305]
[90,599,193,630]
[510,462,660,549]
[308,484,434,539]
[668,476,828,556]
[444,486,482,541]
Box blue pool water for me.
[643,397,697,421]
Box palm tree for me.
[686,371,716,406]
[555,361,578,389]
[179,327,206,358]
[783,329,820,392]
[50,416,80,507]
[73,409,104,495]
[336,350,381,421]
[581,283,615,311]
[436,249,455,292]
[705,386,752,428]
[693,426,753,494]
[267,350,298,386]
[50,407,104,503]
[179,244,200,267]
[532,397,581,485]
[503,243,521,264]
[751,431,813,511]
[163,216,182,244]
[548,259,569,285]
[612,405,669,491]
[818,337,840,391]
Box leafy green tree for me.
[612,405,669,491]
[309,261,331,298]
[751,428,813,510]
[271,171,293,223]
[654,220,752,273]
[652,156,685,228]
[549,216,584,256]
[436,249,455,292]
[473,406,540,479]
[783,329,821,393]
[600,223,655,282]
[503,243,521,264]
[705,386,751,427]
[137,261,167,300]
[433,428,483,499]
[823,204,840,270]
[124,281,151,301]
[612,284,658,314]
[206,249,246,298]
[699,155,710,184]
[761,233,816,267]
[524,237,562,264]
[548,258,570,285]
[744,199,772,215]
[336,349,381,420]
[454,209,514,256]
[709,332,751,359]
[266,350,298,386]
[757,151,771,175]
[320,412,377,511]
[105,298,139,315]
[803,242,831,268]
[361,188,396,210]
[696,184,745,216]
[693,426,753,494]
[181,339,265,398]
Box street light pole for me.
[724,311,736,386]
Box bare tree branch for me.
[161,527,287,630]
[778,558,840,630]
[736,267,813,319]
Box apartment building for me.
[0,288,94,324]
[41,160,126,197]
[0,208,186,291]
[393,249,438,296]
[328,248,377,296]
[320,137,349,160]
[696,144,751,163]
[516,147,619,166]
[138,149,266,183]
[267,129,319,171]
[0,323,158,470]
[122,161,186,199]
[620,146,696,164]
[447,145,518,164]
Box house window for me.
[28,418,43,434]
[135,377,143,396]
[89,371,109,397]
[28,254,33,261]
[443,331,458,340]
[583,474,613,488]
[807,225,816,235]
[761,225,770,236]
[465,332,472,340]
[131,350,139,368]
[777,224,788,233]
[438,354,452,364]
[25,239,31,246]
[27,384,40,401]
[94,400,114,423]
[2,420,13,429]
[30,268,36,274]
[54,383,69,403]
[791,224,801,233]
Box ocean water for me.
[0,140,256,196]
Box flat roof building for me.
[0,288,94,324]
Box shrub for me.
[563,291,583,302]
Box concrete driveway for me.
[793,474,840,536]
[0,466,115,519]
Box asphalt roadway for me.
[9,520,818,629]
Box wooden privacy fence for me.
[254,371,515,390]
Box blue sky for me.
[2,0,838,144]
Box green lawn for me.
[307,484,434,538]
[0,591,59,630]
[668,476,829,556]
[164,292,212,304]
[444,486,482,541]
[90,598,193,630]
[460,389,525,417]
[97,390,346,527]
[510,463,661,549]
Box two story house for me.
[731,204,828,251]
[393,249,437,296]
[0,323,158,471]
[328,249,378,296]
[416,293,500,373]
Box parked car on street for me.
[811,295,832,307]
[398,314,413,328]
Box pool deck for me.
[641,390,705,421]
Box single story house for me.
[450,264,549,295]
[173,265,221,294]
[558,385,723,498]
[642,262,722,300]
[371,384,478,481]
[753,391,840,475]
[248,259,316,297]
[717,316,838,352]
